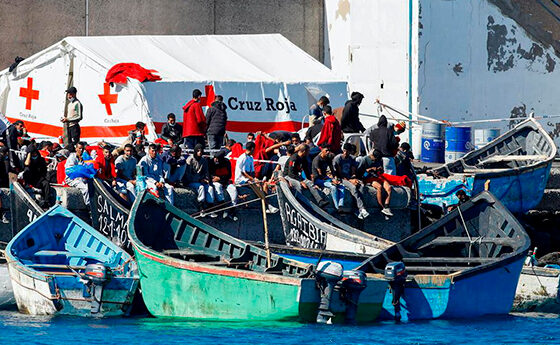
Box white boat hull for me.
[513,266,560,313]
[0,264,16,309]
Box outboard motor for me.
[385,262,407,322]
[83,263,112,315]
[339,270,367,324]
[315,261,343,324]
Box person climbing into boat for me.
[317,105,343,154]
[333,143,369,219]
[115,143,137,202]
[312,143,344,210]
[358,149,393,218]
[341,92,366,133]
[184,144,215,217]
[138,143,174,205]
[447,189,470,212]
[234,141,279,214]
[209,149,238,221]
[283,143,328,207]
[370,115,399,175]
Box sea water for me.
[1,310,559,344]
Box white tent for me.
[0,34,348,144]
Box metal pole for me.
[85,0,89,36]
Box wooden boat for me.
[276,180,396,254]
[10,181,44,236]
[6,205,139,316]
[128,190,388,322]
[90,178,131,252]
[355,191,530,320]
[514,265,560,313]
[0,243,15,309]
[419,118,556,213]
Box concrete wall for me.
[0,0,323,70]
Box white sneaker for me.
[266,205,279,214]
[210,213,218,218]
[358,208,370,219]
[232,215,239,221]
[199,211,207,218]
[381,208,394,217]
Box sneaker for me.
[210,213,218,218]
[357,208,370,220]
[1,214,8,224]
[381,208,394,217]
[222,211,229,219]
[199,211,207,218]
[266,205,279,214]
[232,215,239,222]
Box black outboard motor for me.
[339,270,367,324]
[83,263,112,315]
[315,261,343,324]
[384,262,407,321]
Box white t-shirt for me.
[235,153,254,185]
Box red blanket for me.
[106,63,161,84]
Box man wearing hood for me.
[182,89,207,150]
[341,92,366,133]
[371,115,399,175]
[23,144,51,208]
[205,95,228,150]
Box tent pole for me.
[85,0,89,36]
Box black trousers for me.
[26,176,52,207]
[68,124,81,146]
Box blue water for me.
[1,310,559,344]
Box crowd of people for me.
[0,87,414,222]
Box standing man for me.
[341,92,365,133]
[317,105,342,153]
[160,113,183,145]
[3,120,26,171]
[206,95,228,150]
[308,96,330,125]
[182,89,206,150]
[62,87,83,146]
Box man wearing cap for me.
[62,87,83,146]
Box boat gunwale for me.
[358,191,531,283]
[92,178,131,216]
[127,190,312,287]
[277,180,395,249]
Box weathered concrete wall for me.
[0,0,323,70]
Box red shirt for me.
[95,155,116,180]
[317,115,342,153]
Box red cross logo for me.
[98,82,118,115]
[19,77,39,110]
[200,85,215,106]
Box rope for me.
[456,205,482,259]
[530,264,549,296]
[192,193,276,218]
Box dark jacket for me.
[371,115,399,157]
[160,122,183,143]
[209,157,232,185]
[23,154,48,185]
[340,99,365,133]
[206,101,228,136]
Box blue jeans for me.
[183,136,205,150]
[315,179,344,209]
[207,134,224,150]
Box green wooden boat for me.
[128,191,388,322]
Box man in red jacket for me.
[317,105,342,153]
[182,89,207,150]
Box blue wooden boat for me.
[6,205,139,316]
[355,191,530,321]
[419,118,556,213]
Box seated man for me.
[235,141,278,214]
[312,144,344,209]
[283,144,327,207]
[358,149,393,218]
[22,145,51,209]
[333,143,369,219]
[209,150,238,220]
[395,142,414,179]
[183,144,215,214]
[138,143,174,204]
[160,113,183,146]
[162,144,186,185]
[65,141,93,206]
[96,144,130,201]
[115,144,137,202]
